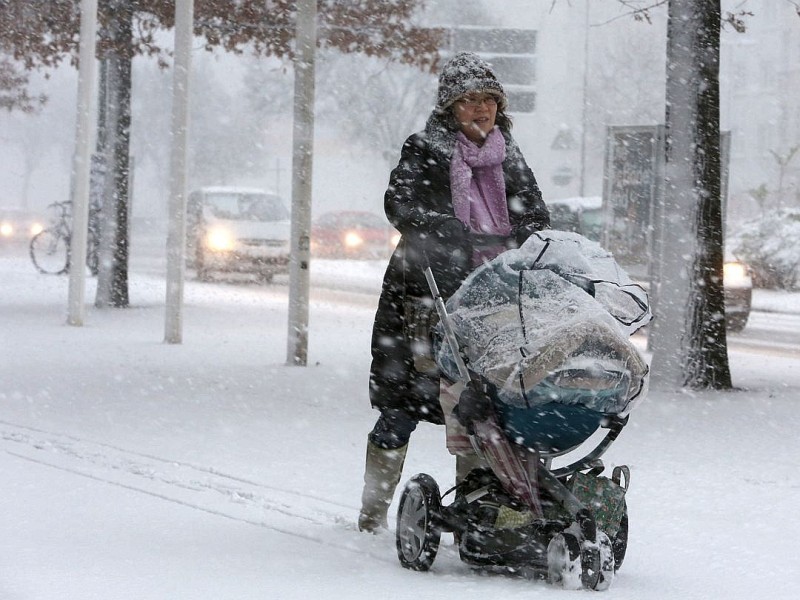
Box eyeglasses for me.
[456,95,499,108]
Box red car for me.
[311,210,400,259]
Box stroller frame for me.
[394,267,632,591]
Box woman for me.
[358,52,550,532]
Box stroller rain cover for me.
[434,230,652,418]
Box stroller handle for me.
[424,266,471,383]
[549,414,629,478]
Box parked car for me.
[547,196,753,331]
[311,210,400,259]
[0,208,46,244]
[547,196,604,243]
[186,187,290,282]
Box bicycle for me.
[29,200,100,275]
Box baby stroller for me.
[394,230,651,591]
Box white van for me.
[187,186,290,282]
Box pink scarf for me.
[450,127,511,264]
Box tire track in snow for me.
[1,419,352,508]
[6,449,321,537]
[0,420,395,562]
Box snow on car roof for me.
[196,186,280,197]
[547,196,602,211]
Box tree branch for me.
[604,0,669,25]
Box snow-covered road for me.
[2,239,800,599]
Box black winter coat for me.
[368,122,550,424]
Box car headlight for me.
[343,231,364,249]
[205,227,235,251]
[0,222,12,237]
[30,222,44,236]
[723,261,751,288]
[390,231,401,247]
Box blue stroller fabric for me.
[434,230,651,451]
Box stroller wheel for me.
[580,542,602,590]
[396,474,442,571]
[547,532,582,590]
[590,531,616,591]
[612,504,629,571]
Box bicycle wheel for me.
[30,229,70,275]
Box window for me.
[447,26,538,114]
[204,192,289,222]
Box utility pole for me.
[578,0,590,197]
[286,0,317,366]
[67,0,99,326]
[164,0,194,344]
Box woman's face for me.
[453,93,499,145]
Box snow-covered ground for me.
[2,250,800,599]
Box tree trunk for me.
[94,0,131,308]
[649,0,731,390]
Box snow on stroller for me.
[394,230,651,591]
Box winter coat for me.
[368,117,550,424]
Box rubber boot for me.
[358,439,408,533]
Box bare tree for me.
[0,55,45,112]
[769,145,799,210]
[315,53,436,166]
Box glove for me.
[514,223,538,247]
[437,218,469,245]
[454,379,492,432]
